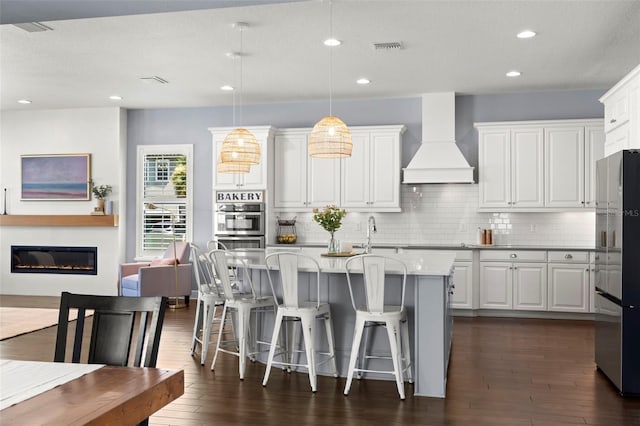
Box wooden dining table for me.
[0,360,184,425]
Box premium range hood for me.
[402,92,475,184]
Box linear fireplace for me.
[11,245,97,275]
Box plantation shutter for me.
[137,146,193,259]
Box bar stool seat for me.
[262,252,338,392]
[343,254,413,400]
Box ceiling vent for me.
[139,76,169,84]
[373,41,404,50]
[13,22,53,32]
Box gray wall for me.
[126,89,606,260]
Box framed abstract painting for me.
[21,154,91,200]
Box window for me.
[136,145,193,260]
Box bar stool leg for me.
[344,315,366,396]
[262,309,284,386]
[211,304,229,371]
[323,312,338,377]
[386,319,405,400]
[401,317,413,383]
[300,314,317,392]
[191,298,203,355]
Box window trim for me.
[135,144,193,261]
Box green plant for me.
[170,155,187,198]
[312,205,347,234]
[90,180,112,200]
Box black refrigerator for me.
[594,149,640,396]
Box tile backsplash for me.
[277,185,595,248]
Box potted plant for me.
[312,205,347,253]
[90,180,112,212]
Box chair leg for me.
[262,309,284,387]
[201,302,216,365]
[358,322,372,379]
[386,320,405,400]
[237,306,252,380]
[299,314,317,392]
[401,318,413,384]
[191,298,203,355]
[322,312,338,377]
[211,304,229,371]
[344,316,366,396]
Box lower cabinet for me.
[450,250,473,309]
[479,261,547,311]
[479,250,548,311]
[547,251,591,313]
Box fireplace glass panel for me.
[11,246,97,275]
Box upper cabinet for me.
[209,126,275,190]
[476,119,604,212]
[600,63,640,156]
[341,126,405,212]
[273,128,340,210]
[273,125,405,212]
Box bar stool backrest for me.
[190,244,218,296]
[345,254,407,314]
[264,252,321,309]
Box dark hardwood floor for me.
[1,296,639,425]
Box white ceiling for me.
[1,0,639,111]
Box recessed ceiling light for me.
[517,30,537,39]
[220,85,234,91]
[506,71,522,77]
[323,38,341,47]
[109,95,122,101]
[356,78,371,85]
[17,99,31,104]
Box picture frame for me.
[21,154,91,200]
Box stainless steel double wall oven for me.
[213,191,265,249]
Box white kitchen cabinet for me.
[548,264,589,313]
[585,126,605,207]
[479,250,547,311]
[545,123,604,208]
[547,251,590,313]
[477,126,544,209]
[210,126,275,190]
[341,125,405,212]
[600,63,640,156]
[477,119,604,211]
[273,128,340,210]
[450,250,473,310]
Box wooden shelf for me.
[0,215,119,227]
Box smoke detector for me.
[372,41,404,50]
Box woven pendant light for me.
[220,22,260,169]
[217,155,250,174]
[309,0,352,159]
[220,128,260,165]
[308,116,352,158]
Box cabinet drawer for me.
[548,251,589,263]
[479,250,547,262]
[454,250,473,261]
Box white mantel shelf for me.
[0,215,119,227]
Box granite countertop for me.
[232,249,456,276]
[267,242,596,251]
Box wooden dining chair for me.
[54,291,168,368]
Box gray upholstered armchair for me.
[120,241,192,305]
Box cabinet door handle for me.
[581,201,585,205]
[565,254,573,260]
[510,253,517,258]
[610,118,617,124]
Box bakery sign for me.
[215,191,264,202]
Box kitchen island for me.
[231,249,456,398]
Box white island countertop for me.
[231,249,456,276]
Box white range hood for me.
[402,92,475,184]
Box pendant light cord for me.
[239,26,244,127]
[328,0,333,117]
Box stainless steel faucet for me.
[365,216,377,254]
